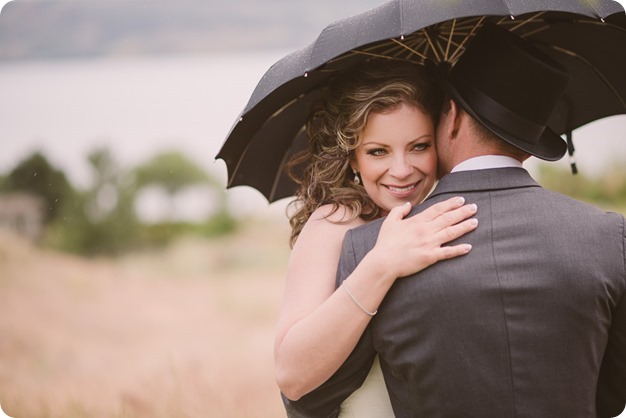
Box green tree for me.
[3,152,74,223]
[135,151,209,195]
[134,151,217,219]
[51,148,140,256]
[133,150,236,242]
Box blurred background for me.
[0,1,625,417]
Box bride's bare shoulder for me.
[309,204,366,228]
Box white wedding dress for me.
[338,355,395,417]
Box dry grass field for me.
[3,207,624,418]
[0,218,291,418]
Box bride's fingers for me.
[386,201,412,222]
[406,202,477,235]
[432,242,474,261]
[425,202,478,230]
[434,217,479,244]
[417,197,467,222]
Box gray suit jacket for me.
[283,168,626,418]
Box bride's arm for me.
[274,197,478,400]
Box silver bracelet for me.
[342,281,377,316]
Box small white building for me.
[0,192,45,241]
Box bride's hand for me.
[370,197,478,279]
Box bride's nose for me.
[388,154,412,179]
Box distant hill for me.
[0,0,384,60]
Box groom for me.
[283,23,626,417]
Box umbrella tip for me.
[510,15,515,20]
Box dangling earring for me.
[353,169,360,185]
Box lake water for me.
[0,52,292,219]
[1,52,625,219]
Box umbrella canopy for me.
[216,0,626,202]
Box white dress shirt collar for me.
[450,155,523,173]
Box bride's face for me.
[352,103,438,215]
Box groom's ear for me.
[447,100,462,139]
[440,99,461,142]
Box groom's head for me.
[431,23,570,175]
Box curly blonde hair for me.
[287,59,443,247]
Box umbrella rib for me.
[423,29,441,62]
[344,49,419,61]
[390,38,428,60]
[496,15,513,25]
[377,41,414,57]
[519,24,551,39]
[435,31,468,59]
[548,45,626,109]
[444,19,457,61]
[449,16,486,63]
[268,128,306,201]
[271,97,300,119]
[508,11,546,32]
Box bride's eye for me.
[366,148,387,156]
[412,143,431,152]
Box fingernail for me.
[469,218,478,226]
[464,244,472,252]
[457,197,465,205]
[469,204,478,211]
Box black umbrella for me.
[216,0,626,202]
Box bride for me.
[273,59,478,417]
